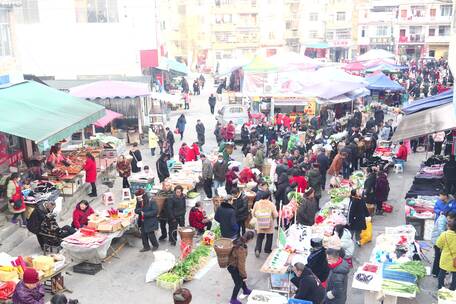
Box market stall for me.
[0,251,70,300]
[60,200,137,264]
[352,225,427,304]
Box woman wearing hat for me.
[134,189,159,252]
[12,268,45,304]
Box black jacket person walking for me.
[134,189,159,252]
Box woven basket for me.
[153,196,166,215]
[214,238,233,268]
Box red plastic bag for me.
[174,129,180,134]
[382,202,393,213]
[0,281,16,300]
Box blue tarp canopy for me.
[366,73,405,92]
[402,89,453,115]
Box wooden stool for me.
[121,188,131,201]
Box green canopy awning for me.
[0,81,105,151]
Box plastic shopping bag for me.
[145,251,176,283]
[359,218,373,246]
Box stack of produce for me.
[157,244,212,289]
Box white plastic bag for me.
[145,250,176,283]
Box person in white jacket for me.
[433,131,446,156]
[334,224,355,267]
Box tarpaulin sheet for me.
[392,103,456,142]
[0,81,105,151]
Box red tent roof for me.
[343,62,365,71]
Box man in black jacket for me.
[165,185,186,246]
[324,248,350,304]
[208,94,216,114]
[166,127,175,157]
[363,167,377,206]
[232,188,249,236]
[291,262,325,304]
[27,201,56,250]
[134,189,159,252]
[156,153,170,182]
[195,120,205,149]
[317,148,330,190]
[214,196,238,239]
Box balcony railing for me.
[398,34,425,43]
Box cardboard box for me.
[111,220,122,232]
[98,223,113,232]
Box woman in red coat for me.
[84,153,97,197]
[179,143,191,163]
[72,200,95,228]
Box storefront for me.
[398,44,425,60]
[328,40,351,62]
[427,44,449,59]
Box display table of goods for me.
[405,196,436,241]
[166,160,202,191]
[352,225,427,304]
[0,252,68,300]
[61,200,136,263]
[44,146,116,196]
[156,230,217,291]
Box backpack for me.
[255,206,272,230]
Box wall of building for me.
[15,0,158,79]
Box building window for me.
[335,28,350,39]
[376,25,388,37]
[268,32,275,40]
[361,26,366,38]
[411,6,425,17]
[15,0,40,24]
[178,5,186,15]
[215,0,231,7]
[285,21,292,30]
[215,31,235,43]
[429,28,435,36]
[75,0,119,23]
[326,31,334,40]
[336,12,346,21]
[215,14,232,24]
[309,12,318,21]
[430,8,436,17]
[0,9,12,57]
[439,25,450,36]
[400,9,407,18]
[440,5,453,17]
[309,30,317,39]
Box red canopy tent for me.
[343,62,365,71]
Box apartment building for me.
[325,0,356,62]
[357,0,397,55]
[0,0,22,85]
[14,0,160,79]
[300,0,328,58]
[159,0,211,69]
[396,0,453,59]
[258,0,285,56]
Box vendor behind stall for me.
[72,200,94,229]
[46,144,70,169]
[12,268,45,304]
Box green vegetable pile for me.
[382,280,419,294]
[387,261,426,280]
[212,225,221,239]
[328,187,350,203]
[287,191,303,204]
[439,288,456,300]
[170,245,212,280]
[157,272,181,284]
[186,192,200,199]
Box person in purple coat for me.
[12,268,45,304]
